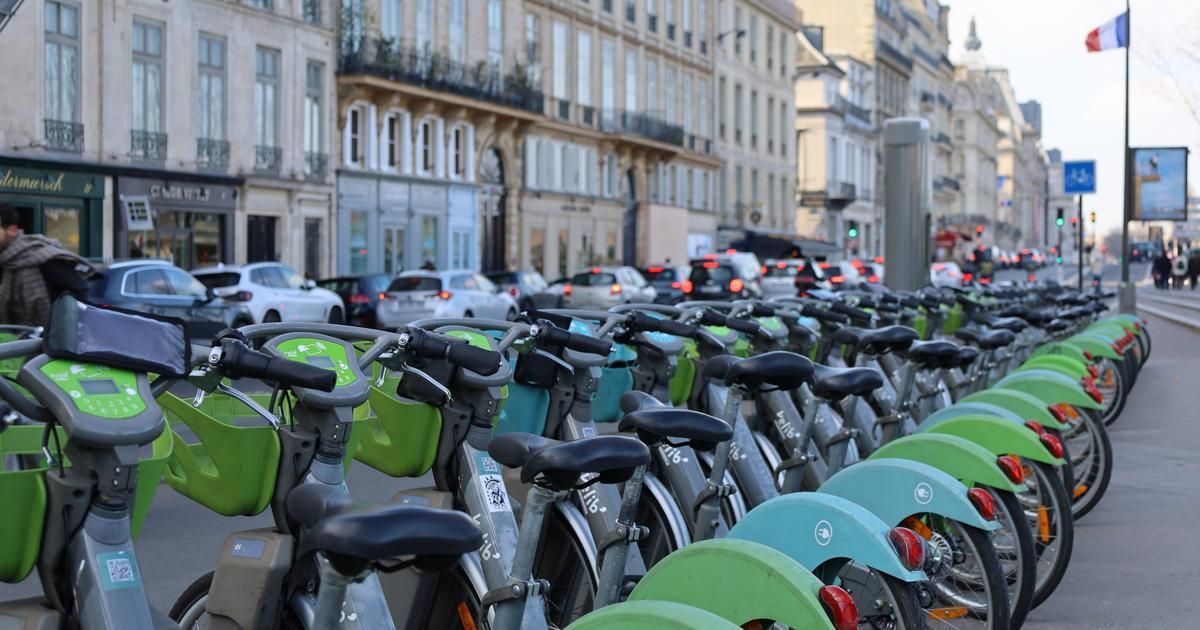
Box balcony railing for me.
[131,130,167,161]
[933,176,961,192]
[339,38,546,115]
[44,119,83,152]
[935,132,952,146]
[255,145,282,174]
[598,109,685,146]
[829,181,857,201]
[196,138,230,169]
[305,152,328,180]
[876,39,913,72]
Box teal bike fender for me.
[1018,355,1089,379]
[819,459,997,531]
[960,389,1065,430]
[568,601,743,629]
[869,433,1025,493]
[728,493,924,582]
[919,415,1064,466]
[993,370,1101,410]
[627,539,833,629]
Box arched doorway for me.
[479,148,506,272]
[622,169,638,266]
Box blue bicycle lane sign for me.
[1063,161,1096,194]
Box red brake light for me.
[1028,273,1037,282]
[670,281,682,289]
[610,283,622,295]
[868,275,879,283]
[981,277,992,284]
[967,488,996,520]
[563,284,573,296]
[1083,350,1095,361]
[776,261,788,269]
[648,266,665,273]
[888,527,925,571]
[1040,433,1064,458]
[436,291,453,300]
[682,280,694,293]
[830,275,845,283]
[508,286,519,297]
[850,260,865,268]
[591,267,601,274]
[703,261,720,269]
[819,262,831,269]
[377,292,387,301]
[729,278,745,293]
[874,256,884,263]
[818,585,859,630]
[1024,420,1045,435]
[703,253,719,259]
[963,273,974,282]
[348,293,371,304]
[725,249,737,255]
[761,265,768,274]
[933,263,946,271]
[997,455,1024,484]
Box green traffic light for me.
[848,228,859,238]
[1056,256,1063,264]
[1056,218,1065,227]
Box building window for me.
[733,83,742,145]
[698,78,709,140]
[626,0,636,23]
[664,66,676,124]
[646,60,657,114]
[781,177,789,216]
[766,96,774,154]
[418,119,435,174]
[681,73,692,133]
[767,173,775,222]
[449,0,466,64]
[44,0,80,151]
[779,101,788,157]
[577,32,592,108]
[254,47,280,170]
[304,61,324,178]
[954,119,965,139]
[734,165,743,205]
[682,0,691,47]
[648,0,657,32]
[602,39,615,116]
[749,14,757,65]
[526,13,541,85]
[749,89,757,149]
[488,0,503,70]
[751,168,759,204]
[766,25,773,70]
[734,7,742,57]
[449,126,466,178]
[381,0,401,40]
[416,0,433,50]
[718,76,726,139]
[346,106,363,167]
[603,153,618,197]
[779,29,787,78]
[303,0,320,24]
[197,35,225,142]
[132,20,164,160]
[248,0,272,9]
[384,114,399,169]
[552,21,567,101]
[625,50,638,112]
[697,0,707,53]
[666,0,675,40]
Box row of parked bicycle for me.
[0,277,1146,629]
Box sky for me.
[943,0,1200,236]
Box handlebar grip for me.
[749,304,776,317]
[723,316,762,335]
[654,318,698,338]
[800,304,850,325]
[566,333,614,356]
[830,302,873,321]
[446,341,502,376]
[222,341,337,392]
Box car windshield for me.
[570,272,618,286]
[388,276,442,292]
[196,272,241,289]
[764,262,801,278]
[642,266,679,281]
[689,264,734,285]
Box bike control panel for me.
[40,359,146,418]
[18,355,162,447]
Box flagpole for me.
[1120,0,1134,312]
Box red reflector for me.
[981,277,992,284]
[1084,351,1095,361]
[818,585,859,630]
[997,455,1024,484]
[968,488,996,520]
[1040,433,1064,459]
[730,278,745,293]
[1028,274,1037,282]
[508,286,519,297]
[1087,364,1099,378]
[888,527,925,571]
[1048,404,1068,423]
[1084,381,1103,403]
[348,293,371,304]
[1024,420,1045,435]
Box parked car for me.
[377,270,518,329]
[722,251,766,297]
[686,256,759,300]
[819,261,865,289]
[640,264,692,304]
[88,260,253,339]
[194,262,345,324]
[930,261,965,288]
[561,267,657,308]
[760,259,805,298]
[850,259,885,284]
[485,270,561,311]
[316,273,392,328]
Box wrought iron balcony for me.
[254,145,282,174]
[196,138,230,169]
[338,38,545,115]
[876,39,913,72]
[305,152,328,181]
[131,130,167,161]
[44,119,83,152]
[598,109,685,146]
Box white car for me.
[377,270,518,329]
[194,262,345,324]
[561,267,657,308]
[930,261,965,288]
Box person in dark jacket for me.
[1188,250,1200,290]
[1151,251,1172,289]
[0,204,92,327]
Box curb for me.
[1137,304,1200,332]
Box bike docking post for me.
[693,386,743,542]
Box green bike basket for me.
[353,373,443,478]
[0,424,170,583]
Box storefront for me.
[0,160,106,259]
[337,172,478,275]
[116,175,240,270]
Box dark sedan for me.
[87,260,253,339]
[317,273,392,328]
[640,265,692,304]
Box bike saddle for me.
[703,351,815,390]
[998,305,1032,320]
[832,325,919,355]
[287,484,482,577]
[986,316,1029,333]
[810,364,884,401]
[955,328,1015,350]
[907,340,961,369]
[955,345,981,368]
[1045,319,1071,333]
[488,433,650,490]
[617,391,732,450]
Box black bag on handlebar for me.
[43,295,191,377]
[395,357,456,405]
[513,350,558,389]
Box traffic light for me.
[1089,211,1097,223]
[975,224,985,235]
[847,221,859,239]
[1070,216,1078,225]
[1055,208,1065,227]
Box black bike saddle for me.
[955,346,981,368]
[287,484,482,577]
[488,433,650,490]
[701,351,814,391]
[833,325,919,355]
[907,340,961,369]
[986,316,1029,333]
[617,391,732,450]
[810,364,884,401]
[955,328,1016,350]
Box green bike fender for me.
[627,539,833,629]
[1064,335,1121,360]
[959,389,1065,430]
[819,459,997,531]
[1018,355,1089,379]
[1088,321,1130,339]
[727,493,924,582]
[1032,341,1090,365]
[568,600,742,629]
[869,433,1025,493]
[919,415,1064,466]
[993,370,1101,410]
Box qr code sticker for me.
[106,557,134,583]
[481,474,511,512]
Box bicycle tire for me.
[1068,408,1113,520]
[426,563,488,629]
[534,505,600,627]
[1098,357,1128,426]
[1050,429,1075,500]
[1025,461,1075,609]
[169,571,305,630]
[838,564,928,630]
[989,489,1036,628]
[918,521,1010,630]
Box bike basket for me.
[670,342,699,407]
[160,392,282,517]
[353,376,442,478]
[0,424,170,583]
[594,366,634,423]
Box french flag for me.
[1085,11,1129,52]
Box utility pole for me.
[1077,196,1085,291]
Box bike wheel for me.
[426,563,488,629]
[1063,407,1113,519]
[169,571,305,630]
[986,489,1036,628]
[634,478,688,569]
[913,519,1010,630]
[1019,461,1075,609]
[836,563,928,630]
[534,506,600,627]
[1097,357,1128,426]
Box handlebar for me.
[218,339,338,392]
[624,311,699,338]
[696,308,761,335]
[398,327,502,376]
[533,319,614,355]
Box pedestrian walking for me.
[0,204,93,327]
[1152,251,1171,289]
[1172,254,1188,289]
[1188,249,1200,290]
[1089,247,1105,293]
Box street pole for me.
[1078,195,1085,291]
[1119,0,1135,311]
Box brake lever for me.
[216,382,281,430]
[398,362,453,405]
